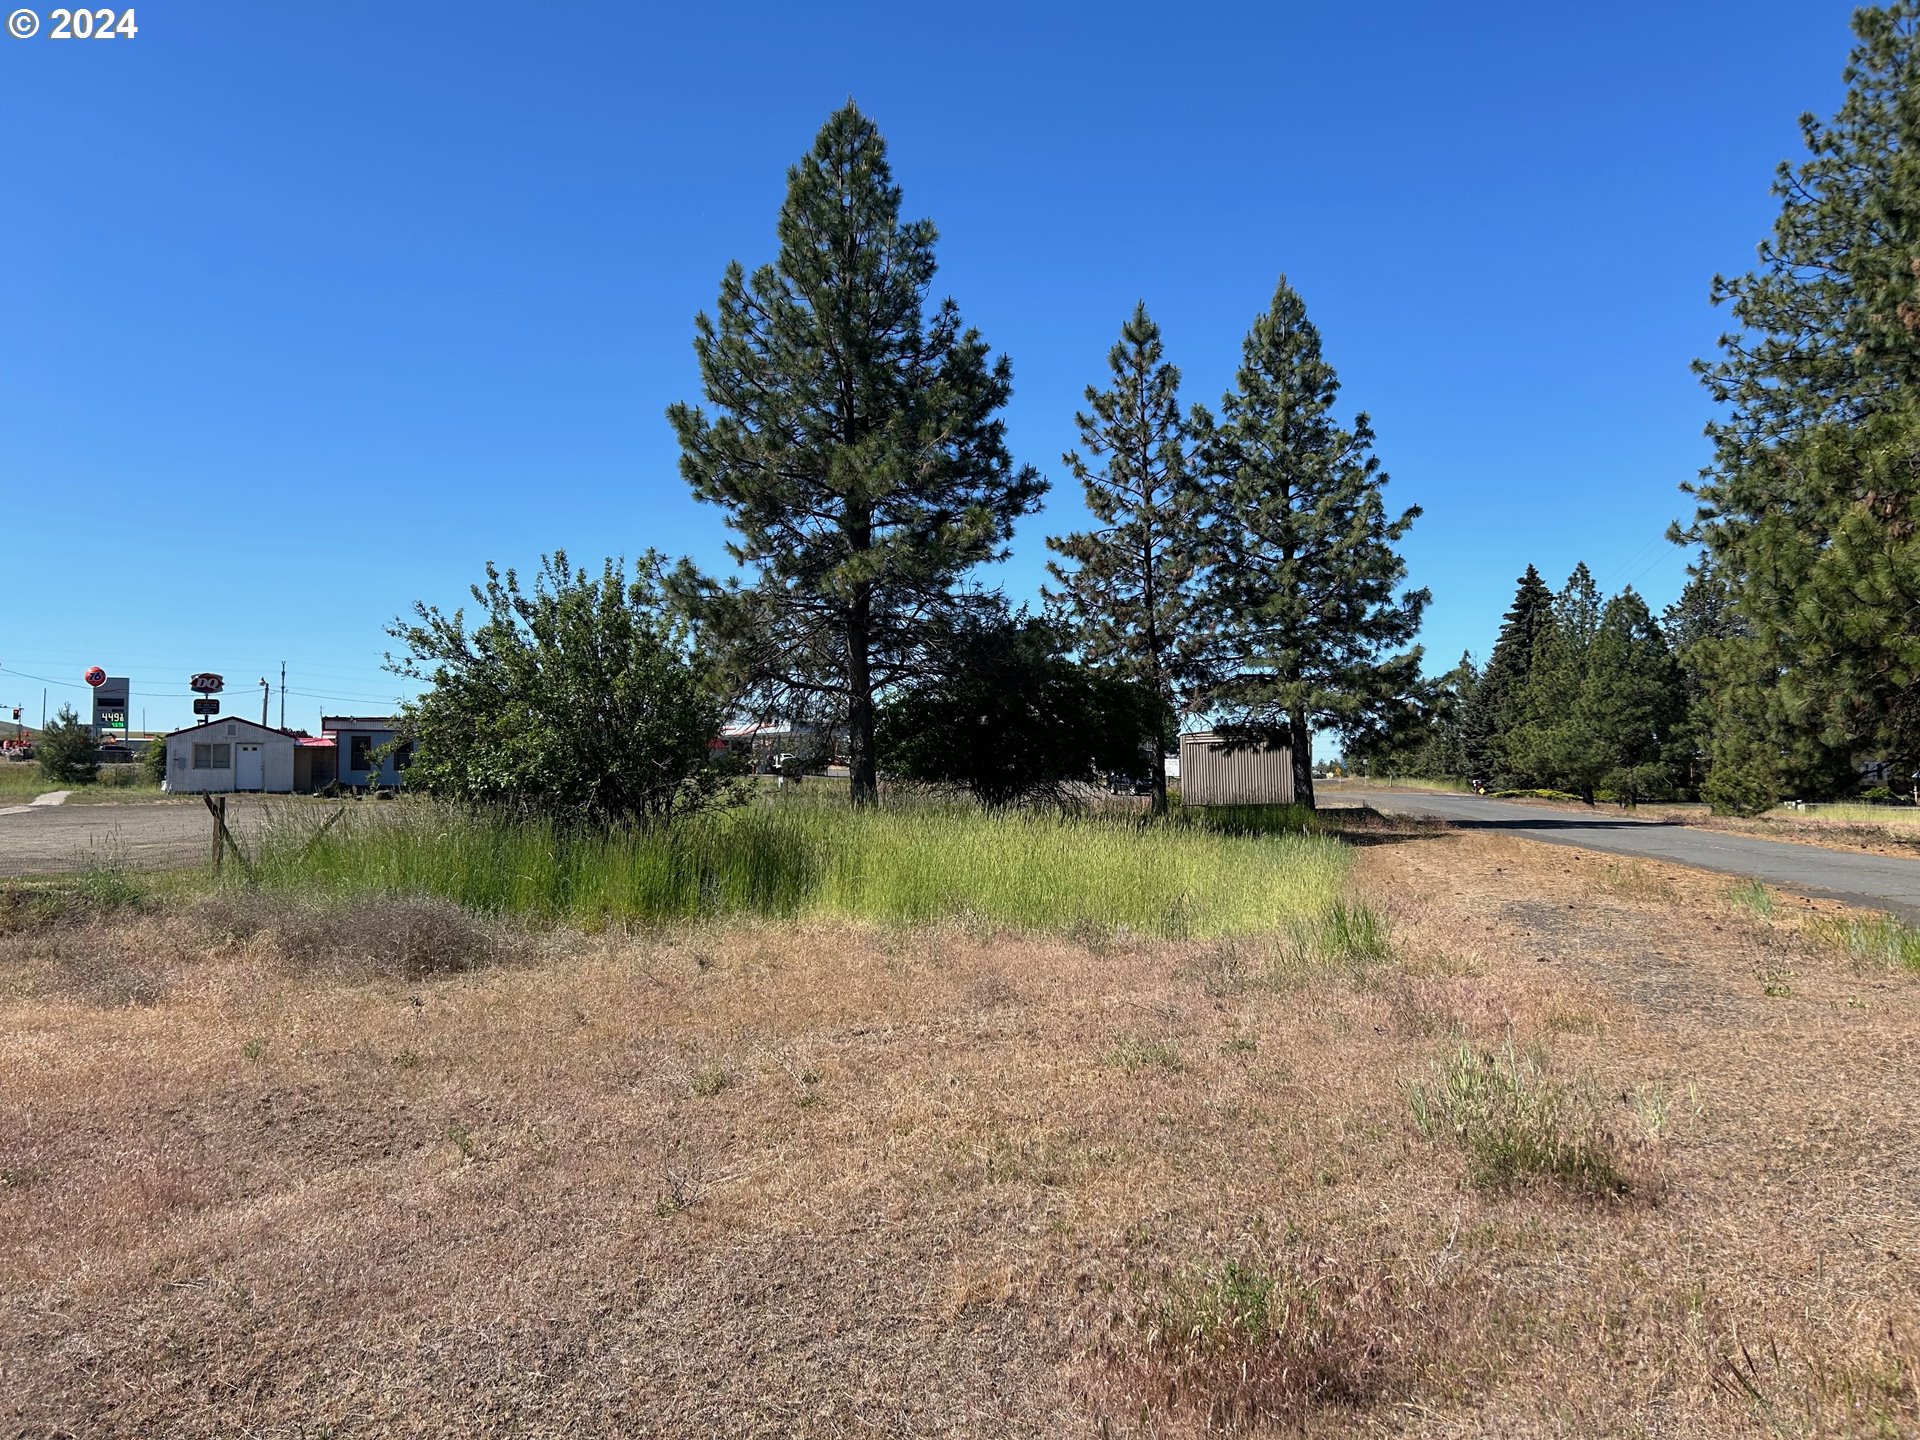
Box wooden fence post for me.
[206,795,224,877]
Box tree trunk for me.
[846,596,878,808]
[1150,725,1171,817]
[1289,707,1315,809]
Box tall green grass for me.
[1813,912,1920,972]
[250,796,1350,938]
[1770,802,1920,827]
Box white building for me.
[161,717,297,794]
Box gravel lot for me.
[0,799,325,878]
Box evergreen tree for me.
[1661,565,1745,793]
[1044,302,1203,814]
[1345,651,1477,779]
[1428,651,1481,779]
[667,105,1045,806]
[1574,589,1685,805]
[1680,4,1920,790]
[35,706,98,786]
[1505,564,1602,798]
[1472,565,1555,785]
[1191,278,1429,807]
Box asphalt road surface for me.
[1339,785,1920,921]
[0,799,293,879]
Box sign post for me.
[189,673,225,727]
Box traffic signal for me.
[9,708,18,722]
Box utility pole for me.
[259,677,269,727]
[279,661,286,730]
[41,689,46,727]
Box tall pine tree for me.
[1573,589,1685,805]
[668,105,1045,806]
[1471,565,1555,785]
[1044,303,1203,814]
[1192,278,1429,807]
[1680,4,1920,791]
[1504,564,1602,798]
[1661,565,1745,794]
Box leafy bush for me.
[386,552,744,827]
[876,609,1163,807]
[34,707,98,786]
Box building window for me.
[192,743,231,769]
[349,735,373,771]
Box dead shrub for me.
[0,925,169,1007]
[266,895,512,981]
[1079,1243,1424,1433]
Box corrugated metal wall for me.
[1177,733,1295,805]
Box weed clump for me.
[1727,878,1776,920]
[1409,1042,1629,1197]
[1105,1034,1184,1072]
[1081,1246,1416,1431]
[0,869,146,935]
[1814,912,1920,973]
[265,895,511,981]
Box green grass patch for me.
[1727,877,1775,920]
[1105,1034,1184,1072]
[1408,1042,1628,1196]
[1812,912,1920,972]
[0,866,149,934]
[0,762,161,803]
[1773,801,1920,827]
[1165,802,1322,837]
[1490,788,1586,804]
[248,794,1352,939]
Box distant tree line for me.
[1351,2,1920,816]
[1344,564,1706,806]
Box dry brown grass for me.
[2,827,1918,1437]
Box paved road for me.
[1339,785,1920,921]
[0,799,292,878]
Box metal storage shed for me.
[1177,731,1296,805]
[161,717,297,794]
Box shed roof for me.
[159,716,297,742]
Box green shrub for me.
[34,707,98,786]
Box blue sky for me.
[1,0,1860,734]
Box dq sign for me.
[189,673,225,694]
